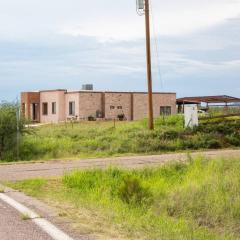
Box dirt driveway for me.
[0,149,240,181]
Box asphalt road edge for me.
[0,184,74,240]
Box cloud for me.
[0,0,240,41]
[0,0,240,100]
[59,0,240,40]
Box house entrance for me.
[31,103,39,122]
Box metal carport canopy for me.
[177,95,240,104]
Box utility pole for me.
[137,0,154,130]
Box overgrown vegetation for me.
[15,115,240,162]
[208,106,240,115]
[0,102,27,161]
[9,157,240,239]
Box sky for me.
[0,0,240,101]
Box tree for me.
[0,102,26,160]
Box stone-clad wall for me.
[104,93,132,120]
[133,93,177,120]
[78,92,102,119]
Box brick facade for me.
[133,93,177,120]
[105,92,132,120]
[78,92,102,119]
[21,92,40,122]
[21,90,176,123]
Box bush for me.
[0,102,27,160]
[226,134,240,146]
[88,116,96,121]
[161,130,180,140]
[9,115,240,162]
[117,114,125,121]
[118,175,152,205]
[205,138,222,149]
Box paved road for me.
[0,149,239,240]
[0,149,240,181]
[0,199,53,240]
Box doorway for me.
[31,103,39,122]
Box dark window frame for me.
[69,101,75,116]
[160,106,172,116]
[52,102,56,115]
[110,106,115,110]
[42,102,48,115]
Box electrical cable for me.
[149,0,165,90]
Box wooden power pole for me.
[144,0,154,130]
[137,0,154,130]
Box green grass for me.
[21,213,31,221]
[208,107,240,115]
[6,115,238,162]
[8,157,240,239]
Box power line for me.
[149,0,164,91]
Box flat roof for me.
[177,95,240,104]
[67,91,176,95]
[39,89,67,93]
[36,89,176,95]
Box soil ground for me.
[1,149,239,181]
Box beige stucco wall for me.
[40,90,66,123]
[78,92,102,119]
[105,93,132,120]
[133,93,177,120]
[65,92,80,119]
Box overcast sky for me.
[0,0,240,100]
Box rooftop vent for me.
[82,84,93,91]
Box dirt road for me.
[0,149,239,181]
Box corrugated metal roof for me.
[177,95,240,104]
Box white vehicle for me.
[198,110,208,115]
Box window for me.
[42,103,48,115]
[110,106,115,110]
[160,106,171,116]
[21,103,26,116]
[69,101,75,116]
[52,102,56,114]
[117,106,123,109]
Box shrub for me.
[88,116,96,121]
[205,138,222,149]
[118,175,152,205]
[226,134,240,146]
[161,130,180,140]
[10,115,240,162]
[117,114,125,121]
[0,102,28,160]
